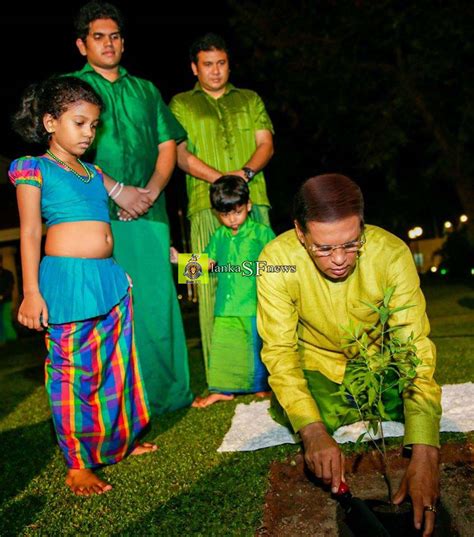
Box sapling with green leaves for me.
[335,286,421,503]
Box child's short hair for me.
[210,175,249,213]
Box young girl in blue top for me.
[9,76,156,496]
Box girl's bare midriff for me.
[45,221,113,258]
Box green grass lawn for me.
[0,279,472,536]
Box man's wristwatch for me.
[242,167,256,181]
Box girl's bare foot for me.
[255,391,272,398]
[192,393,234,408]
[130,442,158,456]
[66,469,112,496]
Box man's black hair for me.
[189,33,229,64]
[74,1,125,41]
[210,175,249,213]
[293,174,364,232]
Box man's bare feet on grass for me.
[192,393,235,408]
[66,469,112,496]
[130,442,158,456]
[255,391,272,398]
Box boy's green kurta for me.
[257,225,442,447]
[205,218,276,316]
[70,63,193,415]
[205,218,275,394]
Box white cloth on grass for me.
[217,382,474,452]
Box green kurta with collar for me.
[71,63,186,223]
[169,83,274,218]
[205,219,276,316]
[205,219,275,393]
[257,225,442,446]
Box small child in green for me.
[192,175,276,408]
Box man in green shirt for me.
[70,1,193,415]
[257,174,441,537]
[169,33,274,368]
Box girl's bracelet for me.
[108,181,120,198]
[110,182,124,200]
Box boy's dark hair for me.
[189,33,229,64]
[293,174,365,232]
[210,175,249,213]
[12,76,103,145]
[74,1,125,41]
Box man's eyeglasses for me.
[306,235,366,257]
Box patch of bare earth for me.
[257,442,473,537]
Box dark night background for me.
[1,0,472,247]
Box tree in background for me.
[438,225,474,279]
[228,0,473,238]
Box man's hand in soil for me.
[393,444,440,537]
[299,421,345,493]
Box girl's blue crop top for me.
[9,155,111,227]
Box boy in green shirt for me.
[193,176,275,407]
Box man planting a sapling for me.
[257,174,442,537]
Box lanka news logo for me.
[178,253,209,284]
